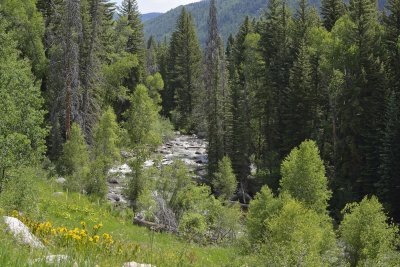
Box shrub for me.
[339,196,400,266]
[0,168,38,214]
[280,140,331,213]
[179,212,207,243]
[60,123,90,192]
[246,186,282,243]
[212,156,237,201]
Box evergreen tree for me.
[384,0,400,95]
[146,36,158,74]
[336,0,386,206]
[168,8,202,131]
[259,0,293,191]
[63,0,83,138]
[282,40,314,154]
[205,0,230,179]
[377,92,400,221]
[80,0,110,137]
[321,0,345,31]
[119,0,145,92]
[230,17,253,196]
[280,140,331,213]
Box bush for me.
[179,212,207,243]
[0,168,38,214]
[60,123,90,192]
[246,186,282,243]
[260,196,340,266]
[339,196,400,266]
[212,156,237,201]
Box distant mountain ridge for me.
[143,0,387,46]
[141,12,163,22]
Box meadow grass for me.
[0,168,236,266]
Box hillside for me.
[143,0,268,45]
[143,0,387,45]
[141,12,163,22]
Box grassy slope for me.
[0,168,235,267]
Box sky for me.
[115,0,202,14]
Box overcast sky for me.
[114,0,202,14]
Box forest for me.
[1,0,400,266]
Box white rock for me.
[3,216,45,249]
[31,255,70,265]
[123,262,155,267]
[55,177,66,184]
[144,160,154,168]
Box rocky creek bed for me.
[107,133,208,206]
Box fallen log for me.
[133,218,177,233]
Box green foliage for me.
[119,0,145,91]
[167,8,202,131]
[0,0,47,77]
[126,157,146,207]
[92,107,121,172]
[246,186,283,243]
[0,18,47,184]
[60,123,90,192]
[0,168,39,214]
[212,156,237,200]
[260,196,340,266]
[124,84,162,150]
[280,140,331,213]
[102,53,139,107]
[179,212,208,243]
[145,72,164,105]
[339,196,400,266]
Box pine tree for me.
[259,0,293,191]
[336,0,386,204]
[384,0,400,95]
[80,0,107,137]
[146,36,158,74]
[321,0,345,31]
[282,40,314,154]
[168,8,202,131]
[63,0,83,138]
[119,0,145,92]
[377,92,400,221]
[205,0,230,180]
[230,17,253,196]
